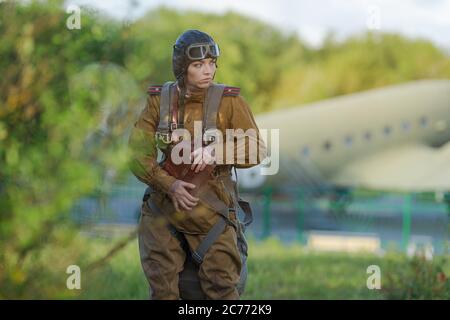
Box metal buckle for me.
[156,131,172,144]
[170,122,177,131]
[228,208,237,224]
[203,134,215,144]
[191,251,203,265]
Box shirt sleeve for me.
[128,95,177,194]
[214,95,267,168]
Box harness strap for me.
[157,82,224,143]
[171,86,179,128]
[177,86,186,129]
[203,84,225,132]
[144,188,189,245]
[150,82,252,265]
[191,217,227,265]
[144,184,235,266]
[157,81,176,133]
[220,174,253,230]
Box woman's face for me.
[185,57,216,90]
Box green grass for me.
[244,237,385,299]
[74,235,449,300]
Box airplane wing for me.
[330,142,450,192]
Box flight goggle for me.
[186,43,220,60]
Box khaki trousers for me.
[138,199,242,300]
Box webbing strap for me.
[157,81,175,132]
[150,82,249,265]
[145,180,248,265]
[197,186,235,225]
[145,185,234,265]
[145,191,189,250]
[203,84,225,132]
[220,175,253,229]
[191,217,227,265]
[232,166,253,228]
[157,82,224,137]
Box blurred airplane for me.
[238,79,450,205]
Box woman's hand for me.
[190,144,216,173]
[168,179,200,211]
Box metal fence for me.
[71,176,449,256]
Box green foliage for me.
[383,252,449,299]
[0,1,139,297]
[272,32,450,109]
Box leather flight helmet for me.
[172,29,220,86]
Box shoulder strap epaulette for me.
[222,86,240,96]
[147,85,163,95]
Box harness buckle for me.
[203,135,215,145]
[156,131,172,144]
[170,122,178,131]
[227,208,237,225]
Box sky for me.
[66,0,450,50]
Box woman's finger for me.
[191,155,203,170]
[172,197,180,212]
[181,196,197,207]
[182,189,200,202]
[178,199,193,211]
[191,153,200,169]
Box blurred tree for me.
[272,32,450,109]
[0,0,139,298]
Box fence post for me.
[402,193,412,252]
[262,185,272,239]
[296,188,306,244]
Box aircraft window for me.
[420,116,428,128]
[323,140,332,151]
[364,131,372,140]
[301,146,310,157]
[383,126,392,136]
[401,120,411,132]
[344,135,353,147]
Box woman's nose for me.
[204,64,213,74]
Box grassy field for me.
[74,235,449,300]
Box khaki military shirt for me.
[128,83,267,210]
